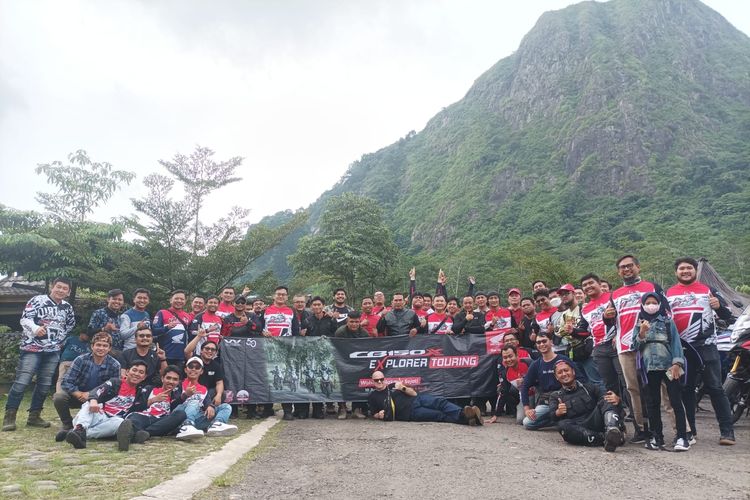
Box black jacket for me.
[549,381,618,422]
[452,310,486,335]
[87,376,151,416]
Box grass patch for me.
[0,394,261,499]
[197,421,285,498]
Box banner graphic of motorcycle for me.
[221,335,498,404]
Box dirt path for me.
[210,410,749,500]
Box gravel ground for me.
[214,409,749,500]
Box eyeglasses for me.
[372,378,385,383]
[202,347,217,352]
[535,339,549,345]
[618,263,636,270]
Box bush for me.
[0,328,21,383]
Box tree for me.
[35,149,135,222]
[158,146,243,255]
[289,193,400,303]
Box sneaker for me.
[688,432,697,446]
[337,407,347,420]
[117,420,133,452]
[630,429,649,444]
[176,424,204,440]
[207,422,238,437]
[604,427,622,452]
[719,433,736,446]
[644,438,664,451]
[673,437,690,452]
[352,408,367,419]
[65,425,87,449]
[133,430,150,444]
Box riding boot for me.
[27,410,51,428]
[604,411,623,452]
[2,409,17,431]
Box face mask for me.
[643,304,660,315]
[550,297,562,308]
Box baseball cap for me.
[186,356,204,367]
[558,284,575,293]
[507,288,521,296]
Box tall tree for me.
[158,146,243,255]
[289,193,400,303]
[35,149,135,222]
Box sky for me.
[1,0,748,225]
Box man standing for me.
[3,277,75,432]
[376,293,420,337]
[152,290,192,367]
[603,255,669,443]
[426,295,453,335]
[121,329,166,386]
[517,297,537,351]
[87,289,125,351]
[452,296,486,335]
[531,289,558,341]
[507,288,524,326]
[292,294,311,336]
[188,295,223,353]
[555,284,601,388]
[118,288,151,352]
[372,291,388,315]
[263,286,300,420]
[190,295,206,320]
[367,371,482,425]
[54,332,121,439]
[216,287,236,319]
[521,334,571,430]
[325,288,354,326]
[667,257,735,445]
[577,274,625,399]
[335,312,370,419]
[303,296,337,419]
[549,360,624,452]
[359,297,381,337]
[485,292,516,335]
[63,361,150,449]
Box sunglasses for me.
[372,378,385,383]
[186,364,202,370]
[535,339,549,345]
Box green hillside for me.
[248,0,750,291]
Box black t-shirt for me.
[367,383,413,421]
[199,358,224,390]
[121,348,161,386]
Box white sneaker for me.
[206,422,238,437]
[176,424,204,440]
[673,437,690,452]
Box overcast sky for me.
[1,0,747,225]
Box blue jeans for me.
[523,404,553,430]
[576,357,605,392]
[179,401,232,430]
[409,393,463,424]
[5,350,61,412]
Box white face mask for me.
[550,297,562,308]
[643,304,660,315]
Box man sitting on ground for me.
[548,359,625,452]
[367,371,482,426]
[521,334,571,430]
[176,357,237,439]
[487,345,529,425]
[62,361,150,449]
[54,332,121,440]
[116,365,187,451]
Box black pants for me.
[53,391,83,427]
[646,371,686,441]
[127,410,187,437]
[494,385,520,417]
[557,399,620,446]
[681,342,734,437]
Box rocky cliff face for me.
[250,0,750,283]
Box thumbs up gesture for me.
[555,398,567,416]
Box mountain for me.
[249,0,750,289]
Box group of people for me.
[0,254,738,454]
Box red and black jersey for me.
[579,293,615,346]
[103,380,138,417]
[611,281,668,353]
[667,282,731,346]
[181,378,208,405]
[426,312,453,334]
[263,305,299,337]
[360,312,381,337]
[216,302,234,319]
[485,307,515,333]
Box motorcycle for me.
[304,370,316,393]
[272,369,283,391]
[723,305,750,423]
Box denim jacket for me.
[630,316,684,372]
